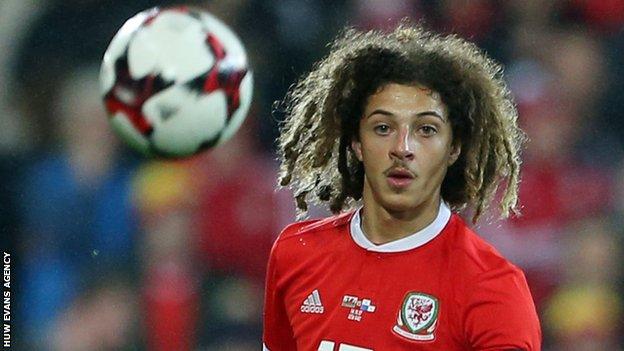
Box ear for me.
[351,139,363,162]
[448,141,461,166]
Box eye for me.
[373,124,391,135]
[418,125,438,136]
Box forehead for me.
[364,83,446,116]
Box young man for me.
[263,24,541,351]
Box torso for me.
[265,206,540,351]
[274,212,470,350]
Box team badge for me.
[341,295,376,322]
[392,292,439,341]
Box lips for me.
[386,168,415,189]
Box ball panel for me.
[218,72,253,144]
[200,11,247,66]
[100,59,116,97]
[126,30,158,81]
[146,86,227,156]
[109,112,152,155]
[200,33,249,122]
[100,8,155,94]
[104,53,175,137]
[105,90,153,135]
[128,11,215,83]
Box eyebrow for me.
[366,109,447,122]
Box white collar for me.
[349,201,451,253]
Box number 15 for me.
[318,340,373,351]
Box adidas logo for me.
[300,289,324,314]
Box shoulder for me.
[275,210,354,243]
[448,216,541,349]
[448,215,533,299]
[267,211,355,282]
[448,214,521,277]
[268,211,354,265]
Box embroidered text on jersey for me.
[341,295,376,322]
[300,289,324,314]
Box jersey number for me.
[318,340,373,351]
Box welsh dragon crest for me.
[392,292,439,341]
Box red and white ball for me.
[100,6,253,158]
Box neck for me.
[360,189,442,245]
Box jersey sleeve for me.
[262,238,297,350]
[462,265,542,351]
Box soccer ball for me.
[100,6,253,158]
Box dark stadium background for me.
[0,0,622,350]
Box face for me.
[351,83,460,215]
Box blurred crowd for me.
[1,0,623,350]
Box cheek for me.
[419,141,453,170]
[361,140,389,163]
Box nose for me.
[390,126,414,161]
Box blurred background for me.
[0,0,623,350]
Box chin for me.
[379,194,422,214]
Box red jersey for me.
[263,203,541,350]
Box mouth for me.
[385,168,415,189]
